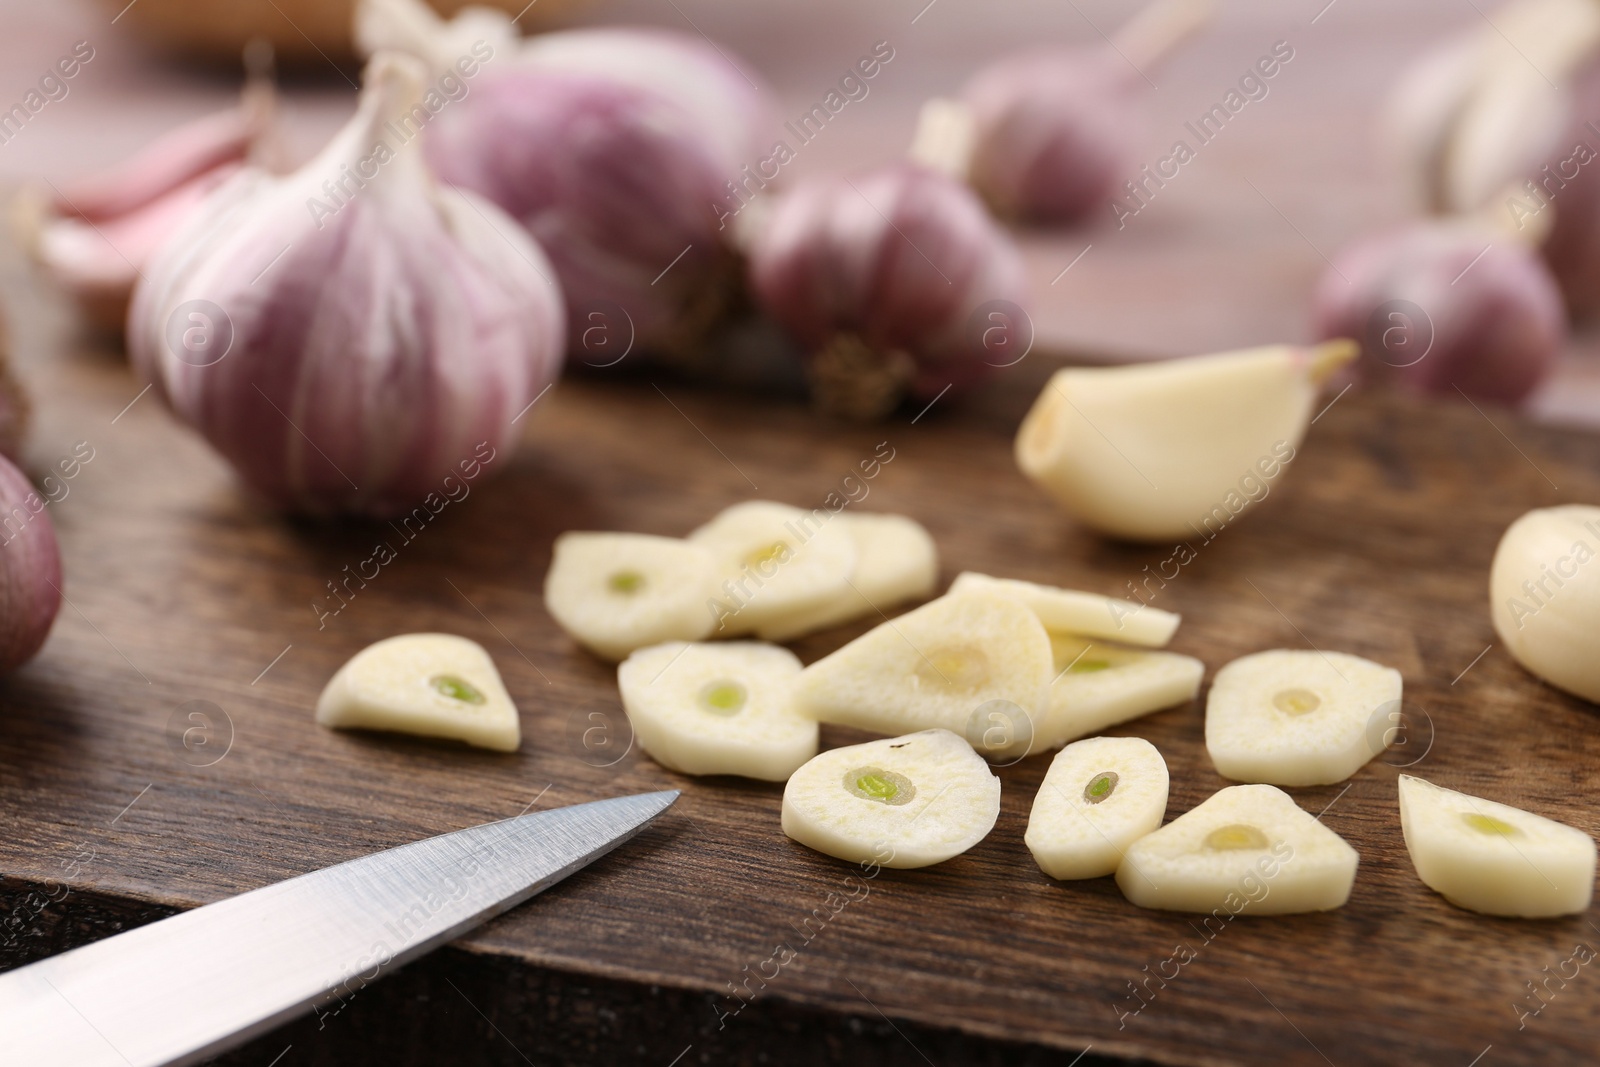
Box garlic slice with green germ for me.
[1039,634,1203,749]
[793,591,1052,761]
[1398,775,1596,917]
[689,501,857,638]
[128,52,564,518]
[316,633,519,751]
[949,571,1178,647]
[782,728,1001,868]
[618,642,815,780]
[544,532,717,661]
[1205,649,1402,786]
[754,512,937,642]
[1026,736,1168,880]
[1116,784,1359,914]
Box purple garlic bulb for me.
[128,53,565,517]
[1311,220,1564,405]
[0,453,62,673]
[356,0,776,363]
[748,163,1031,420]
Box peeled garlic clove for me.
[1026,736,1168,880]
[1116,783,1359,914]
[949,571,1178,647]
[793,592,1052,761]
[544,532,717,661]
[357,0,774,361]
[1398,774,1596,917]
[1490,505,1600,702]
[781,728,1001,868]
[1041,635,1202,749]
[0,453,62,672]
[753,512,937,642]
[1311,220,1563,406]
[618,641,816,781]
[689,501,857,638]
[128,53,564,517]
[1205,649,1402,787]
[747,163,1030,420]
[1016,342,1353,542]
[316,633,520,751]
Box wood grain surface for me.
[2,222,1599,1066]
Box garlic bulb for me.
[355,0,775,363]
[912,0,1212,224]
[746,163,1030,420]
[128,52,564,517]
[19,69,280,337]
[1311,220,1563,405]
[0,452,63,673]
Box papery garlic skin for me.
[129,53,564,517]
[1311,221,1563,405]
[357,0,775,361]
[0,453,63,673]
[748,164,1029,419]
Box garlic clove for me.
[1398,774,1596,918]
[128,52,564,517]
[781,728,1001,869]
[747,163,1029,420]
[0,452,62,672]
[689,501,858,638]
[1015,342,1354,543]
[617,641,816,781]
[948,571,1178,647]
[316,633,520,751]
[1026,736,1169,880]
[1041,635,1203,750]
[1489,505,1600,703]
[1116,784,1359,915]
[792,591,1052,761]
[753,511,937,642]
[543,532,718,661]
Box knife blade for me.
[0,789,679,1067]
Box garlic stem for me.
[908,98,976,182]
[1111,0,1216,76]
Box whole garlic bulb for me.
[747,163,1030,420]
[0,453,63,673]
[356,0,775,363]
[913,0,1212,224]
[1310,220,1564,405]
[129,52,564,517]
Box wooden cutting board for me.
[1,246,1598,1067]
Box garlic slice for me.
[949,571,1178,646]
[1039,635,1203,749]
[1116,784,1359,914]
[689,501,857,637]
[316,633,519,751]
[618,642,815,781]
[793,592,1052,761]
[782,728,1001,868]
[1398,775,1596,917]
[1205,649,1402,786]
[544,532,717,661]
[1026,736,1168,880]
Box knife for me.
[0,789,679,1067]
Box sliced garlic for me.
[1116,784,1359,914]
[781,728,1001,868]
[617,642,816,781]
[1038,635,1203,749]
[792,592,1052,761]
[1398,775,1596,917]
[949,571,1178,647]
[1205,649,1402,786]
[316,633,519,751]
[543,532,717,661]
[755,512,938,642]
[689,501,857,638]
[1025,736,1168,880]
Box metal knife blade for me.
[0,790,679,1067]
